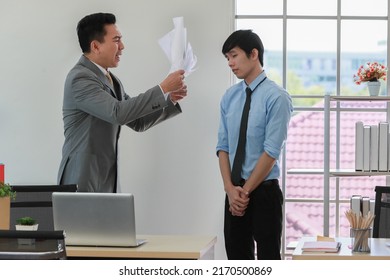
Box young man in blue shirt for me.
[216,30,293,260]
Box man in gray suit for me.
[57,13,187,192]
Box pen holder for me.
[350,227,371,253]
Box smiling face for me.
[225,47,262,85]
[88,24,124,69]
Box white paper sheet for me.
[158,17,197,77]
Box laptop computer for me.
[52,192,146,247]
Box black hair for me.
[222,29,264,67]
[77,12,116,53]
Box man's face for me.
[95,24,124,69]
[224,47,258,82]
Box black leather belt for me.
[237,178,279,187]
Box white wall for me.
[0,0,233,259]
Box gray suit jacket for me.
[57,55,181,192]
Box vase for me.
[15,224,39,231]
[0,196,10,230]
[367,81,381,96]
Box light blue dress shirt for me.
[216,71,293,181]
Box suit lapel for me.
[79,55,122,101]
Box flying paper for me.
[158,17,197,77]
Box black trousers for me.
[224,179,283,260]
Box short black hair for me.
[77,12,116,53]
[222,29,264,67]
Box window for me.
[235,0,389,258]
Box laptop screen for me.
[52,192,144,247]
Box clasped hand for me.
[227,186,249,216]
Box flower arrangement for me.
[353,62,387,85]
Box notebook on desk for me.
[301,241,341,253]
[52,192,146,247]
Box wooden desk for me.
[66,235,217,259]
[292,236,390,260]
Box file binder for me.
[0,164,4,183]
[370,199,375,218]
[361,196,370,217]
[379,122,388,171]
[355,122,364,171]
[350,195,362,215]
[370,124,379,171]
[363,125,371,172]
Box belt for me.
[237,178,279,187]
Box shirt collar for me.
[245,71,267,92]
[91,61,110,76]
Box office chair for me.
[0,230,66,259]
[373,186,390,238]
[10,184,77,231]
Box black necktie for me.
[231,87,252,186]
[230,77,267,186]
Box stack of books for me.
[301,241,341,253]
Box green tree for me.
[268,70,325,107]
